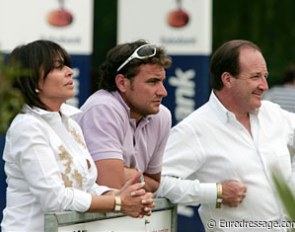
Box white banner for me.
[0,0,93,54]
[118,0,212,55]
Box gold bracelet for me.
[114,196,121,212]
[216,183,222,208]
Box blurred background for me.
[1,0,295,231]
[92,0,295,88]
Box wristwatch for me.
[114,196,121,212]
[216,183,223,208]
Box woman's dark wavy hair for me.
[210,39,261,90]
[97,39,172,91]
[8,40,71,110]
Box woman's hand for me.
[117,172,155,218]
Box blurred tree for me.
[0,54,24,133]
[91,0,117,93]
[213,0,295,86]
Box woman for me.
[1,40,154,232]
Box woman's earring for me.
[35,89,40,93]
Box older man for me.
[156,39,295,232]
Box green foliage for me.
[0,54,24,134]
[273,172,295,221]
[213,0,295,87]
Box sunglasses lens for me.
[137,45,156,57]
[117,44,156,72]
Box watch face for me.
[114,196,122,212]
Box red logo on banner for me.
[167,0,189,28]
[47,0,73,27]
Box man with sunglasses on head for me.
[76,40,172,193]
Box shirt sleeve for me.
[156,176,217,205]
[89,183,111,196]
[156,122,217,205]
[76,103,126,161]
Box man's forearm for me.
[124,167,160,192]
[142,175,160,193]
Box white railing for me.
[45,197,177,232]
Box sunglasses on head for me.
[117,43,157,72]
